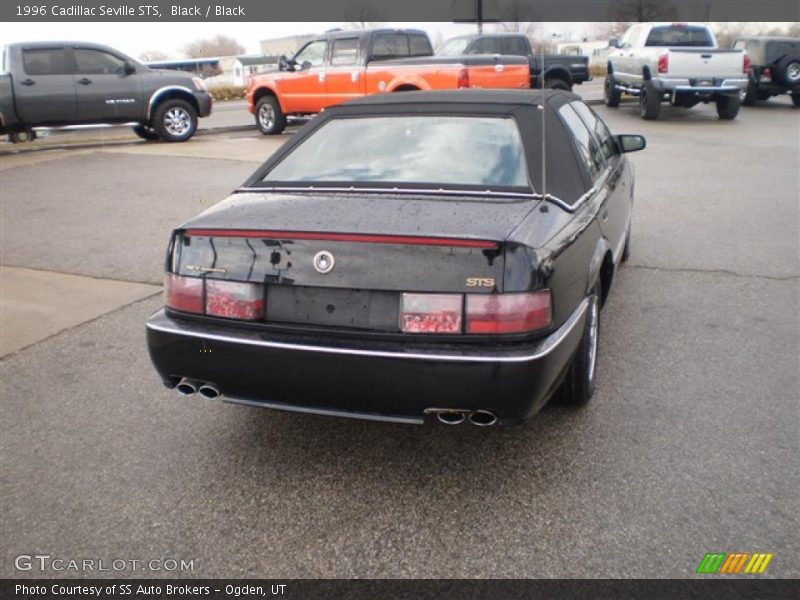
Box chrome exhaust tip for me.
[175,378,198,396]
[436,411,466,426]
[198,384,220,399]
[469,410,498,427]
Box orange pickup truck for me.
[246,28,530,134]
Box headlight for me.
[192,77,207,91]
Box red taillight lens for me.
[466,291,551,334]
[743,53,751,74]
[165,274,204,314]
[400,293,463,334]
[206,280,265,320]
[458,68,470,89]
[762,67,772,80]
[658,53,669,74]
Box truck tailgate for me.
[667,49,746,79]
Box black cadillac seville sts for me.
[146,90,645,427]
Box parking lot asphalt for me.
[0,98,798,578]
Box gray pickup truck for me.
[0,42,213,143]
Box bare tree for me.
[593,22,631,41]
[139,50,169,62]
[344,0,384,29]
[608,0,678,22]
[183,34,245,58]
[495,1,537,39]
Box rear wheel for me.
[716,94,741,120]
[604,75,621,107]
[132,124,160,141]
[775,56,800,87]
[8,129,36,143]
[638,83,661,120]
[255,95,286,135]
[545,78,571,91]
[560,283,601,407]
[152,99,198,142]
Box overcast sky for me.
[0,22,593,59]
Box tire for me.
[560,284,601,407]
[151,99,197,142]
[638,83,661,120]
[716,94,741,120]
[742,80,758,106]
[545,78,571,91]
[604,75,621,107]
[792,94,800,108]
[132,124,160,141]
[8,129,36,143]
[255,95,286,135]
[775,56,800,87]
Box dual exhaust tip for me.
[175,378,220,399]
[427,409,498,427]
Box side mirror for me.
[616,134,646,153]
[608,38,620,49]
[122,61,135,75]
[300,60,312,71]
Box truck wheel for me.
[8,129,36,143]
[151,99,198,142]
[742,80,758,106]
[716,94,741,120]
[255,96,286,135]
[604,75,621,107]
[545,78,571,91]
[132,124,161,141]
[775,56,800,87]
[638,84,661,120]
[560,283,601,407]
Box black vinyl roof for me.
[248,90,592,204]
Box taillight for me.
[206,280,264,320]
[458,68,470,89]
[164,274,264,320]
[658,53,669,74]
[400,293,462,334]
[466,291,551,334]
[743,53,751,74]
[165,274,204,314]
[762,67,772,80]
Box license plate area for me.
[266,285,400,331]
[696,79,714,87]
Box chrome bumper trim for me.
[146,297,589,364]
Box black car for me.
[733,36,800,106]
[146,90,645,427]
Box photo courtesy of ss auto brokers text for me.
[0,0,798,597]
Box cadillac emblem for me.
[313,250,335,274]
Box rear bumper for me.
[652,77,748,94]
[145,298,589,425]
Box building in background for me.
[146,55,277,87]
[556,40,612,66]
[260,33,316,57]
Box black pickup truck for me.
[437,32,591,91]
[0,42,213,143]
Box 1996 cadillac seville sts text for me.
[145,90,646,426]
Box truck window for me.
[558,104,604,181]
[294,40,326,68]
[331,38,359,66]
[22,47,68,76]
[74,48,127,75]
[644,25,714,48]
[503,37,529,56]
[409,35,433,57]
[473,38,502,54]
[437,37,471,56]
[371,34,409,59]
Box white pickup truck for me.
[605,23,749,120]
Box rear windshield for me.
[261,116,529,190]
[645,26,714,47]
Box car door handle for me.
[77,77,92,85]
[20,78,35,86]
